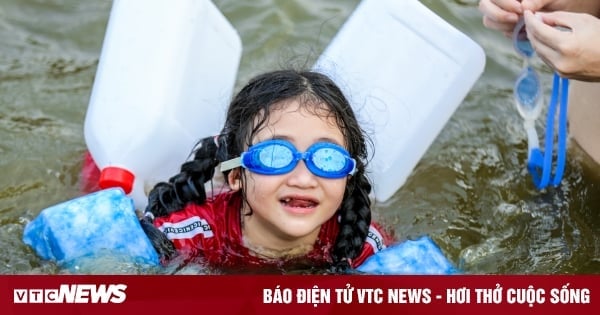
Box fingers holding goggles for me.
[220,139,356,179]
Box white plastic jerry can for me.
[84,0,242,210]
[314,0,486,202]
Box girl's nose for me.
[286,160,318,188]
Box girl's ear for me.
[227,168,242,191]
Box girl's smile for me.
[280,194,320,215]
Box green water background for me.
[1,0,599,274]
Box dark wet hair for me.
[144,69,373,271]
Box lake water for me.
[1,0,599,274]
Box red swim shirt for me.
[153,191,393,271]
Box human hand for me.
[479,0,523,36]
[521,0,600,16]
[479,0,600,37]
[524,10,600,81]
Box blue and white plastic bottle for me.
[22,188,159,269]
[357,236,459,275]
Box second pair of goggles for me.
[512,18,569,189]
[220,139,356,179]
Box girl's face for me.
[234,99,347,254]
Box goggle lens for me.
[257,143,293,169]
[513,18,534,58]
[514,66,542,119]
[312,147,347,172]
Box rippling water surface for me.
[1,0,599,274]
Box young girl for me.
[137,69,393,272]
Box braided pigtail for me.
[330,169,372,272]
[142,136,222,260]
[145,136,220,217]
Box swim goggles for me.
[220,139,356,179]
[512,18,569,189]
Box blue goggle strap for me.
[527,73,569,189]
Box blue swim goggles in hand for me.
[220,139,356,179]
[512,18,569,190]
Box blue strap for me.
[527,148,544,188]
[527,72,569,189]
[553,77,569,186]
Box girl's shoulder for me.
[155,191,241,224]
[152,191,244,263]
[366,221,394,252]
[153,191,241,229]
[152,191,243,250]
[350,221,395,268]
